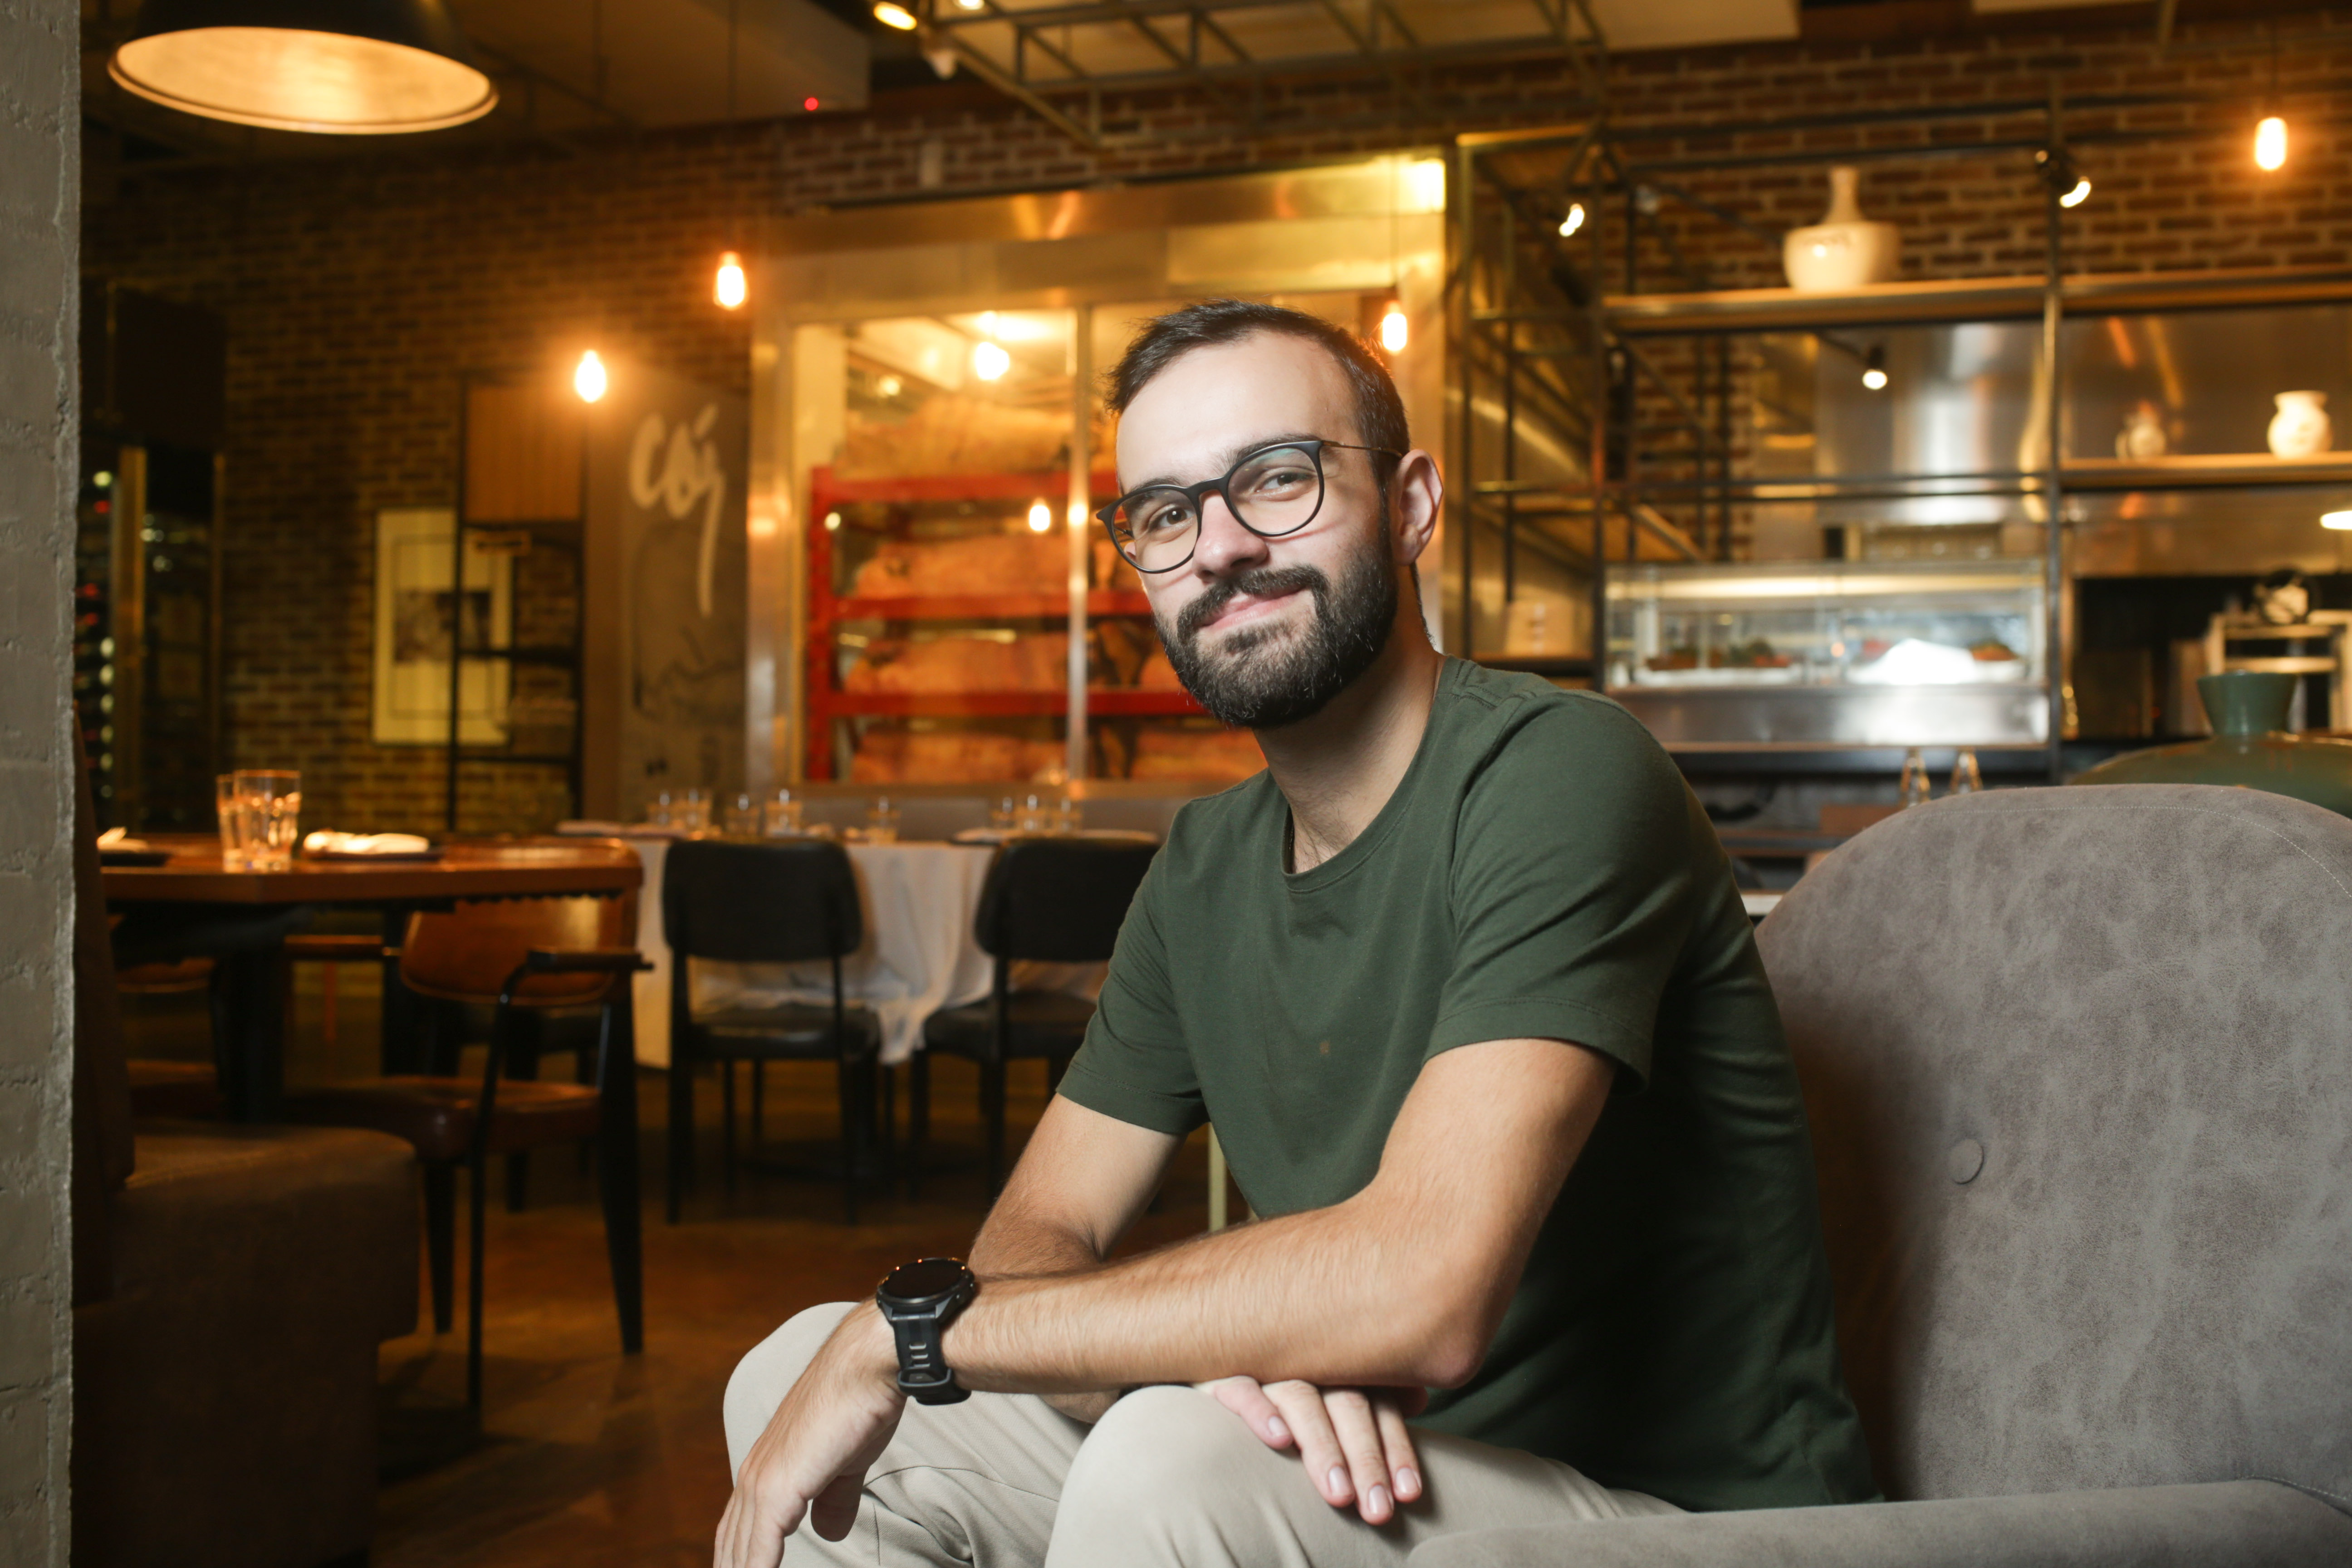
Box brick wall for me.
[80,5,2352,831]
[0,1,78,1562]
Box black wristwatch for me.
[876,1257,978,1405]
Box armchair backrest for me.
[662,838,864,965]
[1757,784,2352,1507]
[974,837,1158,965]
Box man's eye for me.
[1249,466,1314,495]
[1132,499,1195,536]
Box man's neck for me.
[1254,611,1446,875]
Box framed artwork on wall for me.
[372,506,512,745]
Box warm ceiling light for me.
[1379,305,1408,354]
[972,341,1011,381]
[955,0,985,9]
[873,2,918,29]
[714,251,746,309]
[2256,115,2288,172]
[1862,344,1888,391]
[1558,202,1586,238]
[2322,510,2352,531]
[1026,500,1053,533]
[109,0,496,134]
[573,350,608,403]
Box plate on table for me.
[304,848,445,862]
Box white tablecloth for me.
[622,839,1099,1067]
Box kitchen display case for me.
[1607,559,2049,749]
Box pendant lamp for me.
[110,0,497,135]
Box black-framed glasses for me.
[1095,439,1402,574]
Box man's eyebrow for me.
[1124,431,1325,494]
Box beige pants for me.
[724,1303,1679,1568]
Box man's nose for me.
[1191,490,1269,578]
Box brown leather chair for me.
[70,751,417,1568]
[286,876,650,1406]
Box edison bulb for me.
[1558,202,1585,238]
[1026,500,1053,533]
[973,341,1011,381]
[872,2,917,29]
[574,350,608,403]
[2059,177,2091,209]
[2256,116,2288,172]
[824,510,843,532]
[1379,307,1408,354]
[1862,367,1888,391]
[2322,510,2352,531]
[714,251,746,309]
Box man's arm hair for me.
[944,1036,1613,1396]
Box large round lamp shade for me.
[110,0,498,134]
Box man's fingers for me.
[1264,1381,1352,1506]
[1323,1388,1396,1524]
[1373,1393,1424,1504]
[808,1472,864,1541]
[1200,1376,1293,1450]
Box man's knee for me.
[1060,1384,1266,1526]
[724,1301,858,1477]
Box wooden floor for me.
[122,980,1220,1568]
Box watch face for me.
[883,1257,969,1303]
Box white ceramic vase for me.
[2268,391,2332,459]
[1783,166,1901,293]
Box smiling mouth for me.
[1200,587,1306,634]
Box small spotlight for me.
[873,2,917,29]
[2256,115,2288,172]
[714,251,746,309]
[573,349,608,403]
[972,341,1011,381]
[1027,500,1053,534]
[824,510,843,532]
[2060,177,2091,209]
[1379,304,1408,354]
[1558,202,1585,238]
[2036,147,2091,209]
[1862,344,1888,392]
[2322,510,2352,531]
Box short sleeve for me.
[1428,699,1702,1085]
[1055,859,1206,1136]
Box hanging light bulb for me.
[972,341,1011,381]
[714,251,747,309]
[2255,115,2288,172]
[1379,304,1408,354]
[2322,510,2352,531]
[1026,500,1053,534]
[1861,344,1888,392]
[2036,147,2091,210]
[1558,202,1586,238]
[2059,176,2091,208]
[873,2,917,29]
[574,350,608,403]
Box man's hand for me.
[716,1306,905,1568]
[1198,1375,1427,1524]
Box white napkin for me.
[302,831,433,857]
[97,827,154,852]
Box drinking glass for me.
[763,788,803,838]
[235,770,302,870]
[679,787,713,835]
[1898,748,1932,808]
[215,772,250,867]
[647,790,675,828]
[867,794,901,845]
[1054,794,1083,834]
[724,792,761,838]
[989,795,1017,833]
[1948,750,1983,795]
[1017,793,1048,834]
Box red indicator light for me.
[95,500,110,514]
[804,96,820,111]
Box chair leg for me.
[594,1003,645,1355]
[907,1052,931,1200]
[834,1057,860,1225]
[505,1009,544,1214]
[983,1058,1009,1198]
[720,1055,738,1200]
[423,1163,456,1334]
[666,1056,693,1225]
[466,1152,489,1408]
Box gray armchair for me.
[1417,784,2352,1567]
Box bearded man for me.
[715,300,1875,1568]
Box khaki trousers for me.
[724,1303,1680,1568]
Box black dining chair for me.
[662,838,883,1224]
[914,836,1159,1197]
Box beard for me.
[1157,541,1399,730]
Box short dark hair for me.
[1105,300,1411,475]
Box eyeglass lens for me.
[1113,444,1323,572]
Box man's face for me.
[1113,333,1398,730]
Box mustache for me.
[1173,565,1331,645]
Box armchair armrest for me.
[1407,1480,2352,1568]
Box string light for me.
[1558,202,1585,238]
[873,2,916,28]
[2256,115,2288,172]
[972,341,1011,381]
[1027,500,1053,533]
[714,251,746,309]
[573,350,608,403]
[1379,304,1408,354]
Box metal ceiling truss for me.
[927,0,1608,151]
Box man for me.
[718,300,1874,1568]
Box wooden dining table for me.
[103,837,642,1122]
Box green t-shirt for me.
[1058,658,1876,1512]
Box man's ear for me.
[1391,449,1443,567]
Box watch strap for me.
[888,1312,969,1404]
